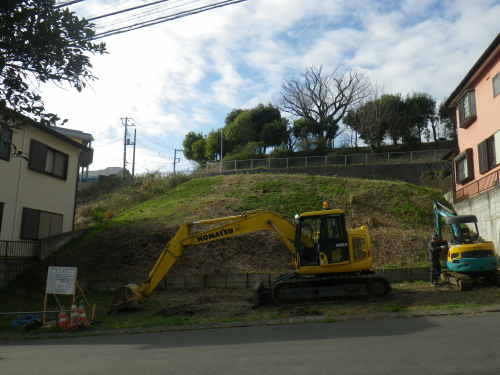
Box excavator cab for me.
[296,213,349,266]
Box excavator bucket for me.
[252,279,273,308]
[108,284,141,314]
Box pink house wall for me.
[455,51,500,190]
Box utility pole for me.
[173,149,182,173]
[120,117,135,178]
[132,128,137,178]
[220,128,223,175]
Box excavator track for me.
[269,273,391,305]
[439,270,473,291]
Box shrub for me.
[92,210,105,223]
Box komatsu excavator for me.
[433,201,500,290]
[109,205,391,314]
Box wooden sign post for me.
[43,266,95,328]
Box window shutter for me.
[487,135,496,170]
[478,140,488,174]
[28,140,47,172]
[458,100,464,125]
[469,91,476,117]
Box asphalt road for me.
[1,313,500,375]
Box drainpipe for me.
[12,129,27,241]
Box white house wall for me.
[0,125,80,241]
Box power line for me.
[90,0,247,39]
[93,138,122,147]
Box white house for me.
[0,120,92,243]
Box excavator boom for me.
[108,210,296,313]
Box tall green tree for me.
[191,138,207,162]
[438,97,457,141]
[250,103,281,147]
[182,131,204,161]
[260,118,289,150]
[0,0,106,148]
[224,111,256,148]
[379,94,410,145]
[205,129,223,161]
[405,92,436,144]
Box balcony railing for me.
[454,169,500,203]
[0,241,41,262]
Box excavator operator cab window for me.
[297,215,347,266]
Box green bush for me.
[92,210,105,223]
[438,169,451,177]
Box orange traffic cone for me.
[67,300,80,331]
[59,305,68,330]
[78,300,90,328]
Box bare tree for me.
[343,80,392,152]
[278,65,368,149]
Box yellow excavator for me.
[109,206,391,313]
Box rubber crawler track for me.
[271,273,391,304]
[440,270,473,291]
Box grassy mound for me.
[52,173,445,280]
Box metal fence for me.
[454,169,500,203]
[198,149,451,174]
[1,241,41,262]
[6,261,55,289]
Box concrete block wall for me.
[78,268,431,292]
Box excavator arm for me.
[109,210,298,313]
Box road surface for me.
[1,313,499,374]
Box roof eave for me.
[445,32,500,108]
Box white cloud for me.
[34,0,500,172]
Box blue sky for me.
[40,0,500,173]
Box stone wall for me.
[199,162,451,186]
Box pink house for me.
[444,32,500,251]
[445,32,500,201]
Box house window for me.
[457,90,477,128]
[0,126,12,161]
[28,139,69,180]
[454,148,473,184]
[493,73,500,98]
[21,208,63,240]
[478,130,500,173]
[0,202,4,236]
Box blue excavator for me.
[433,201,500,290]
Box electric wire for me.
[89,0,247,39]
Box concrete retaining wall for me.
[199,162,450,186]
[40,229,87,260]
[451,186,500,256]
[77,267,431,292]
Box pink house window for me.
[458,90,477,128]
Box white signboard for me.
[46,267,77,295]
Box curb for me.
[2,305,500,341]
